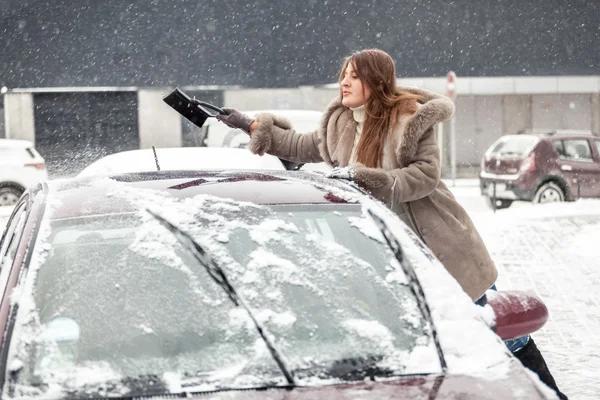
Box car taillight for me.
[519,153,536,173]
[25,162,46,170]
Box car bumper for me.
[479,172,535,201]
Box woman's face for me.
[341,63,371,108]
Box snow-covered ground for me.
[2,180,598,398]
[444,179,600,400]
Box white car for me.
[0,139,48,206]
[78,147,288,177]
[201,109,333,173]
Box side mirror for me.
[486,290,548,341]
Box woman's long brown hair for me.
[338,49,424,168]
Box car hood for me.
[180,362,554,400]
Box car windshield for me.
[8,198,438,397]
[486,135,539,158]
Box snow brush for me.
[163,88,225,128]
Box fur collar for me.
[317,87,455,167]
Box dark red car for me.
[0,170,555,399]
[480,130,600,209]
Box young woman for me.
[217,48,566,399]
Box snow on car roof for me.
[77,147,286,177]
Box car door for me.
[553,138,600,198]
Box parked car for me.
[0,170,556,399]
[480,129,600,209]
[78,147,288,177]
[0,139,48,206]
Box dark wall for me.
[34,92,138,177]
[1,0,599,88]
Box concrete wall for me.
[224,87,337,112]
[532,94,592,131]
[593,94,600,135]
[502,95,532,135]
[137,90,181,149]
[3,93,35,143]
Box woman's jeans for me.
[475,284,530,353]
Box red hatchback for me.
[480,130,600,209]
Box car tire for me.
[0,186,23,207]
[533,182,564,204]
[485,197,513,210]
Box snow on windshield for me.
[6,177,443,397]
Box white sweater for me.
[348,105,366,164]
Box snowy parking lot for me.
[2,179,598,399]
[454,183,600,400]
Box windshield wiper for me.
[366,209,447,372]
[146,209,296,386]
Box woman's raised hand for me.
[216,107,256,134]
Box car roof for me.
[47,170,361,220]
[0,139,34,148]
[78,147,287,177]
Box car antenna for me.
[152,146,161,171]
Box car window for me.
[486,135,539,157]
[0,203,28,272]
[557,139,593,161]
[595,141,600,159]
[10,202,438,395]
[552,140,565,157]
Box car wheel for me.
[533,182,564,204]
[0,186,23,206]
[485,197,513,210]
